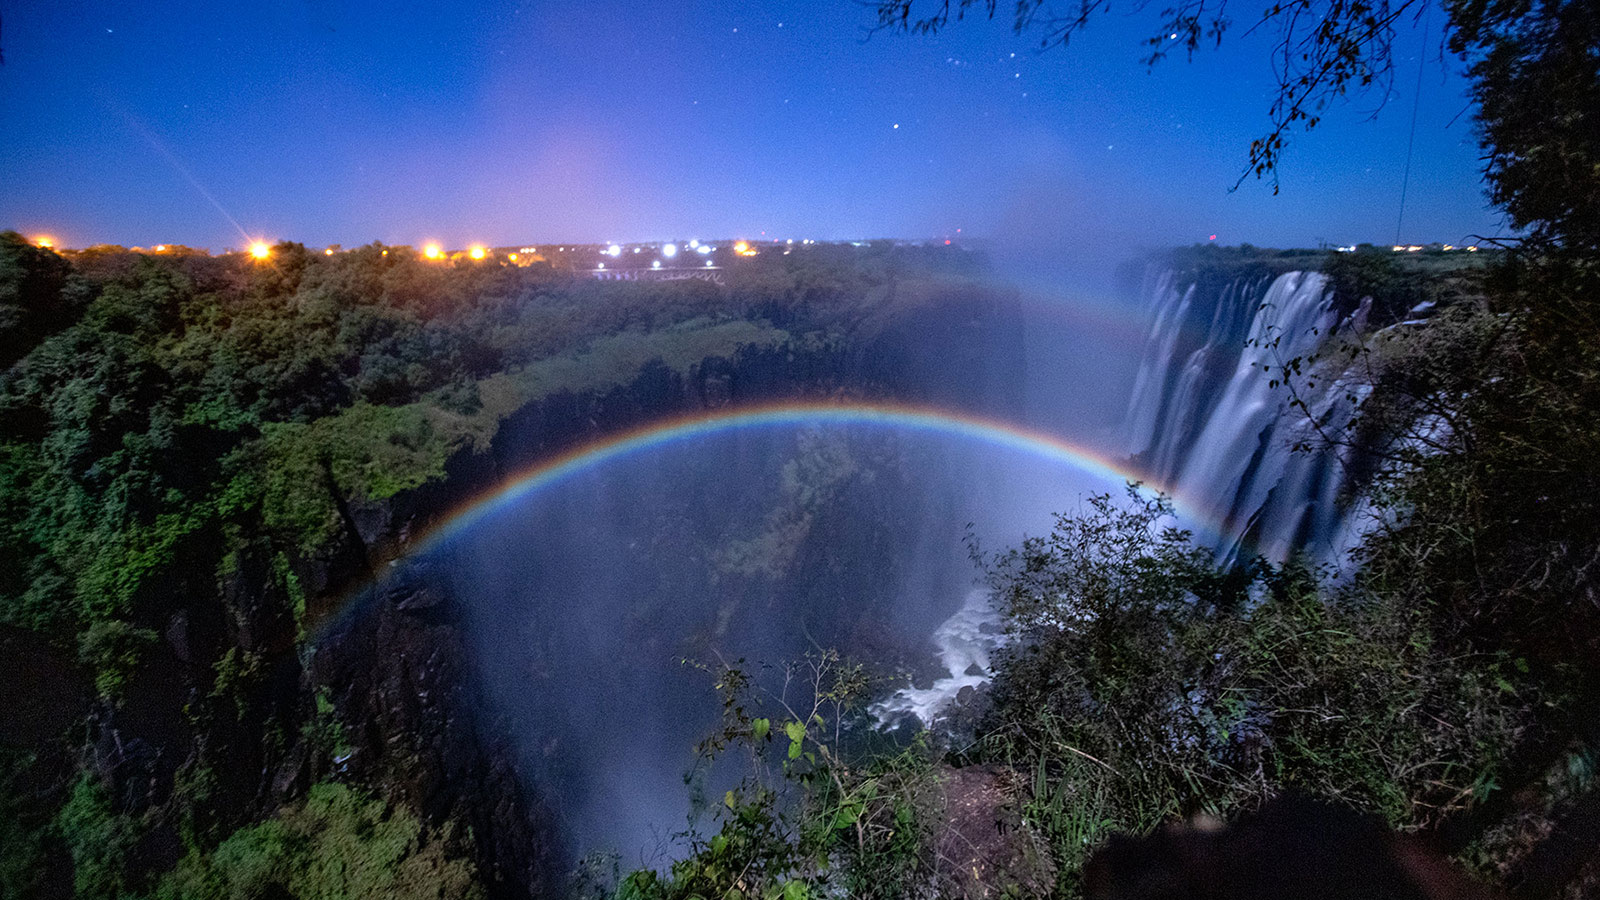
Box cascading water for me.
[870,588,1006,729]
[1121,263,1370,565]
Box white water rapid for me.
[872,588,1007,729]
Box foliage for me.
[970,486,1529,893]
[1452,0,1600,252]
[152,781,483,900]
[1328,254,1600,740]
[0,239,989,897]
[57,773,143,900]
[610,652,942,900]
[0,230,82,368]
[77,618,158,701]
[0,244,809,641]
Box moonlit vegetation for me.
[1,1,1596,898]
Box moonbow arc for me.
[414,400,1195,556]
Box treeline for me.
[0,232,994,899]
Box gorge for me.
[0,237,1498,898]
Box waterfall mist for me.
[430,419,1131,868]
[412,249,1368,873]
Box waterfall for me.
[871,588,1005,729]
[1122,265,1367,564]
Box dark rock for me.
[933,765,1056,899]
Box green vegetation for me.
[153,782,482,900]
[598,653,944,900]
[611,483,1543,896]
[0,233,1005,898]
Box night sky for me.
[2,1,1504,253]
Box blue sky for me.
[0,0,1504,252]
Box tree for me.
[0,230,80,368]
[1453,0,1600,251]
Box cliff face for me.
[234,282,1032,895]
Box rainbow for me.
[310,399,1223,636]
[414,399,1192,554]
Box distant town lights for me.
[250,242,271,260]
[652,260,662,269]
[696,244,712,255]
[423,243,443,260]
[606,244,622,257]
[662,243,678,258]
[468,245,487,260]
[32,236,54,249]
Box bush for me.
[154,781,482,900]
[970,486,1530,894]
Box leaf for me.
[831,803,861,830]
[711,834,729,857]
[783,880,807,900]
[751,717,770,741]
[784,721,806,742]
[725,790,737,810]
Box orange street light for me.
[423,242,443,260]
[33,236,55,249]
[468,244,487,260]
[250,242,271,260]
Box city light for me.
[688,239,700,248]
[250,242,271,260]
[696,244,712,255]
[662,243,678,258]
[325,248,335,256]
[468,245,487,260]
[154,244,167,253]
[423,243,443,260]
[33,236,54,249]
[652,260,662,269]
[606,244,623,257]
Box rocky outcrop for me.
[312,562,559,899]
[933,765,1056,899]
